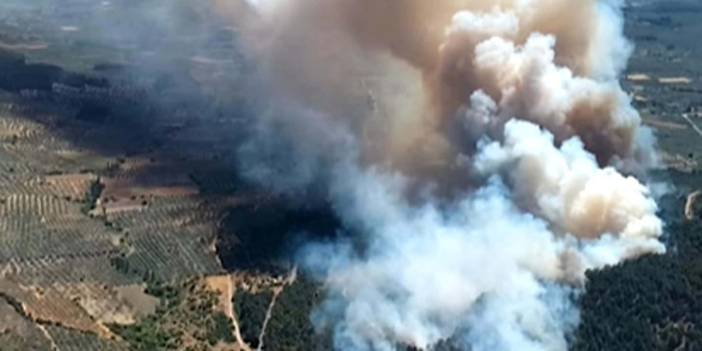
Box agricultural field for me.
[0,2,300,350]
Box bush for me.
[571,220,702,351]
[233,289,273,347]
[263,276,332,351]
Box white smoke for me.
[296,119,662,350]
[475,119,664,272]
[229,0,665,350]
[303,168,576,350]
[446,5,652,171]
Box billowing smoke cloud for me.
[230,0,665,350]
[232,0,654,172]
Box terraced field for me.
[0,24,277,347]
[0,8,313,344]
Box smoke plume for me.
[230,0,665,350]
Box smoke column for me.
[228,0,665,350]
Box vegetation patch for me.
[262,276,332,351]
[571,220,702,351]
[233,288,273,348]
[81,177,104,214]
[111,279,236,351]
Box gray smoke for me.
[230,0,665,350]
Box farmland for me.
[0,1,331,348]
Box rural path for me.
[256,267,298,351]
[205,274,252,351]
[231,310,252,351]
[224,275,252,351]
[681,113,702,140]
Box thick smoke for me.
[231,0,654,172]
[230,0,664,350]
